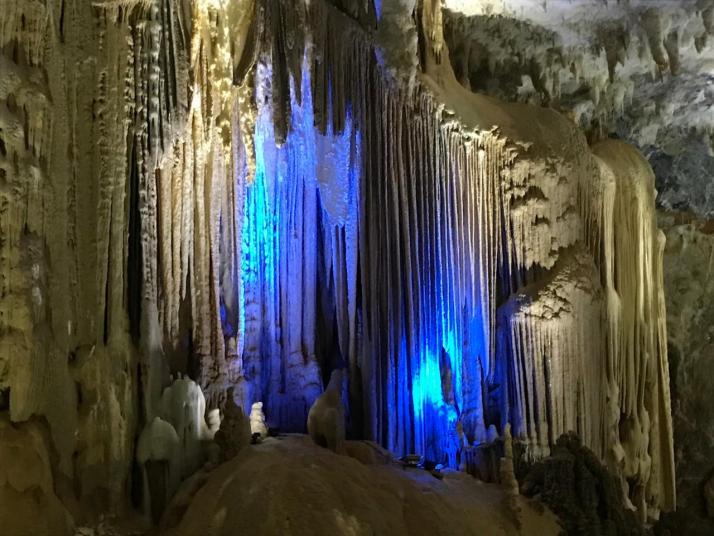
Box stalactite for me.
[592,140,676,514]
[497,250,606,459]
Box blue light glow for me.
[235,52,487,464]
[238,58,362,428]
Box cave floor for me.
[155,435,560,536]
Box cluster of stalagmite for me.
[0,0,674,531]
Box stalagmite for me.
[307,369,347,454]
[137,377,217,516]
[214,388,252,461]
[500,424,521,529]
[249,401,268,438]
[137,417,181,522]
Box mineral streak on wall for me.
[0,0,674,529]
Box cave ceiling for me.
[444,0,714,216]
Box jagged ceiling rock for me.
[443,0,714,216]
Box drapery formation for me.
[0,0,673,522]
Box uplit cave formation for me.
[4,0,714,535]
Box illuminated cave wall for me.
[0,0,674,527]
[231,10,496,464]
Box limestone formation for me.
[137,417,181,522]
[0,0,682,531]
[136,377,217,519]
[442,1,714,218]
[499,424,521,530]
[250,401,268,439]
[500,424,519,496]
[0,417,74,536]
[307,369,347,454]
[214,389,252,462]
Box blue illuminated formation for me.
[233,54,488,466]
[238,60,359,429]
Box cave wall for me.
[440,0,714,530]
[658,214,714,534]
[0,0,145,519]
[0,0,675,530]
